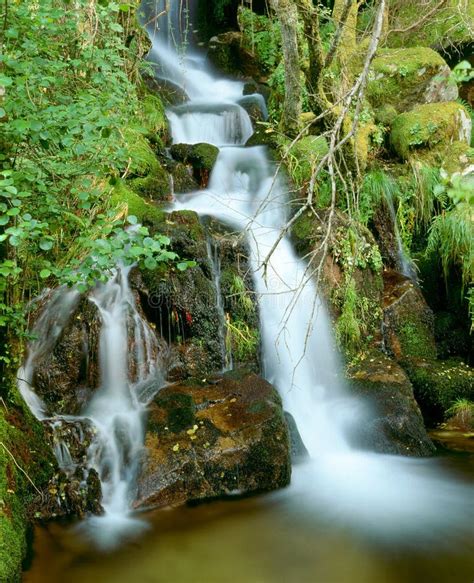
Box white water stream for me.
[19,267,163,547]
[148,0,473,543]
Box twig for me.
[0,441,44,498]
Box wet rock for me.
[205,218,260,371]
[284,412,308,462]
[169,142,219,187]
[134,372,291,509]
[38,418,103,518]
[383,272,437,362]
[237,95,266,125]
[366,47,458,113]
[208,32,261,79]
[243,80,271,101]
[143,73,189,106]
[32,297,102,415]
[136,210,225,379]
[347,351,435,456]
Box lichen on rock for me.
[134,371,291,510]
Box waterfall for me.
[206,236,232,371]
[385,192,418,281]
[18,266,164,547]
[150,0,473,542]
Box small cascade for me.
[385,192,418,281]
[206,236,232,371]
[167,102,254,146]
[18,266,164,546]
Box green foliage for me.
[226,318,260,363]
[238,8,281,73]
[452,61,474,84]
[426,170,473,301]
[332,227,383,273]
[358,169,399,225]
[0,0,181,348]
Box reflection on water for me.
[24,450,474,583]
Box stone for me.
[134,371,291,509]
[32,296,102,415]
[284,412,309,462]
[347,351,436,456]
[390,101,472,168]
[142,73,189,106]
[366,47,458,113]
[169,142,219,187]
[207,32,261,79]
[382,271,437,362]
[136,210,225,379]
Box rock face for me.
[134,372,291,509]
[40,418,103,518]
[347,351,436,456]
[383,271,437,362]
[367,47,458,113]
[207,32,261,79]
[32,297,102,415]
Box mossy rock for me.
[135,372,291,510]
[347,350,435,456]
[383,276,437,362]
[366,47,457,112]
[170,143,219,170]
[111,181,165,228]
[291,209,384,356]
[386,0,474,51]
[0,383,56,582]
[390,102,472,167]
[278,135,329,190]
[170,142,219,187]
[405,358,474,424]
[129,162,171,202]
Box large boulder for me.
[134,372,291,509]
[366,47,458,113]
[391,101,472,169]
[347,351,436,456]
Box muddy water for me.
[24,446,474,583]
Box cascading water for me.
[385,192,418,281]
[148,0,473,543]
[18,266,164,547]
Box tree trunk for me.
[269,0,301,136]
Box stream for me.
[22,1,474,581]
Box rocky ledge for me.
[134,371,291,510]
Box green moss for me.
[169,143,219,172]
[139,94,167,135]
[391,102,472,165]
[398,321,437,360]
[406,359,474,423]
[0,382,55,582]
[123,127,161,177]
[387,0,474,50]
[129,163,171,201]
[111,180,165,226]
[156,393,196,434]
[278,135,329,189]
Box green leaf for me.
[39,269,51,279]
[39,239,54,251]
[127,215,138,225]
[144,257,157,270]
